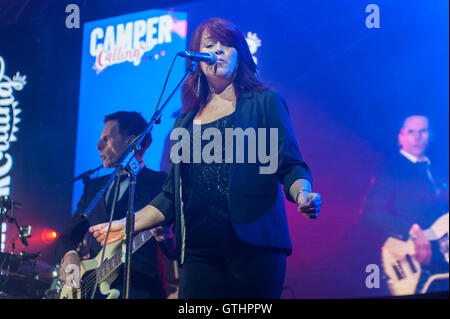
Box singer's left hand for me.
[149,226,173,243]
[297,191,322,219]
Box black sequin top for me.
[181,112,237,250]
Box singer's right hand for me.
[89,219,125,246]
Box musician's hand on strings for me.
[89,219,125,246]
[410,224,432,265]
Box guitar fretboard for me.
[97,230,153,282]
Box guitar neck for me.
[132,230,154,253]
[97,230,153,282]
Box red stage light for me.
[41,229,58,242]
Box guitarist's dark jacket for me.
[361,152,448,240]
[360,152,449,280]
[55,167,169,297]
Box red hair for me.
[181,18,266,113]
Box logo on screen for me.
[89,14,185,73]
[0,56,26,251]
[0,56,25,190]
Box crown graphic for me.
[7,72,26,143]
[12,72,27,89]
[246,32,262,55]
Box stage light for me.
[41,229,58,242]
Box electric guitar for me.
[381,212,449,296]
[59,230,154,299]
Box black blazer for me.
[151,90,313,264]
[55,167,168,277]
[361,153,447,240]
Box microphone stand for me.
[81,59,199,299]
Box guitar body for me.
[59,241,121,299]
[382,237,421,295]
[59,230,154,299]
[381,212,449,296]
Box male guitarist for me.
[361,115,449,294]
[55,111,174,298]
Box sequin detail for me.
[181,112,236,249]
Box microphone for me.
[71,164,103,183]
[177,51,218,65]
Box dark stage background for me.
[0,0,448,298]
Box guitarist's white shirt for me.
[399,149,431,165]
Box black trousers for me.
[178,241,287,299]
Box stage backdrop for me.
[0,0,447,299]
[72,9,187,213]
